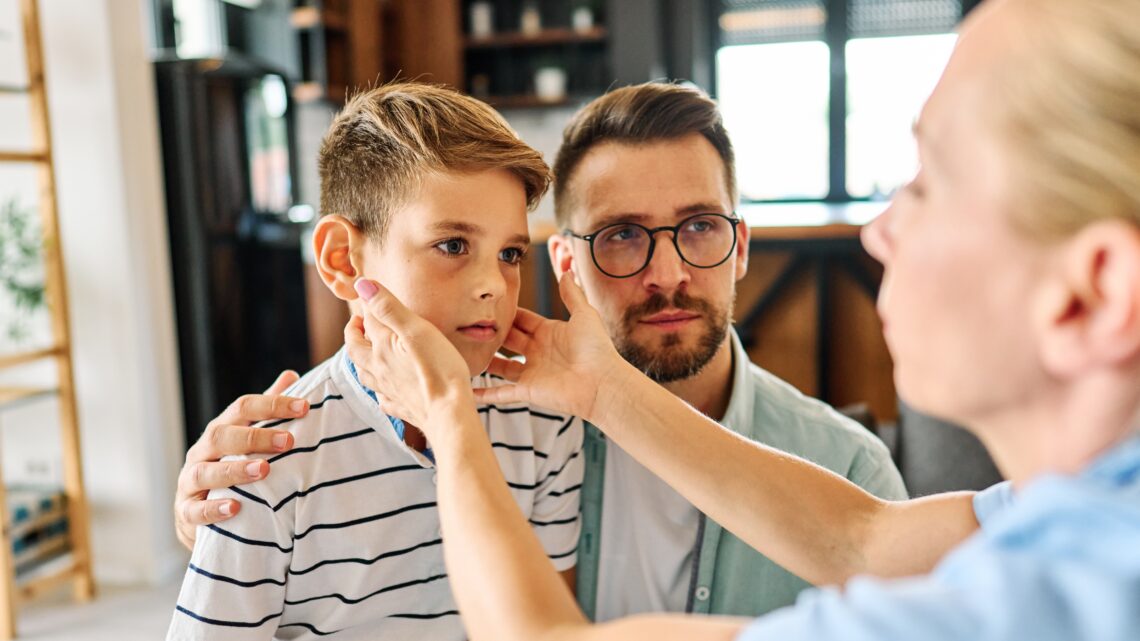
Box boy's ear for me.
[1036,219,1140,377]
[313,215,367,301]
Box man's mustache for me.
[622,291,716,325]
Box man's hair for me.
[551,82,737,227]
[319,82,551,243]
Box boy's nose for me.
[476,260,508,300]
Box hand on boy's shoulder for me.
[174,370,308,550]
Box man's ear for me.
[313,215,367,301]
[1037,219,1140,377]
[733,216,750,283]
[548,233,575,280]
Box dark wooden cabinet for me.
[291,0,462,104]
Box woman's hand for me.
[476,272,627,424]
[344,278,476,437]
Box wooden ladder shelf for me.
[0,0,96,637]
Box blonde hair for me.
[994,0,1140,239]
[318,83,551,243]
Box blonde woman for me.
[344,0,1140,639]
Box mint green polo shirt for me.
[575,329,908,619]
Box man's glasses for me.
[563,213,742,279]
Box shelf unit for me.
[0,0,95,637]
[465,26,606,48]
[461,0,610,108]
[290,0,461,105]
[291,0,382,104]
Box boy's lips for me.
[457,321,499,342]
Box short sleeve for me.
[735,574,978,641]
[528,415,585,571]
[972,481,1014,528]
[167,480,293,640]
[847,440,909,501]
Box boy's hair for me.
[551,82,737,227]
[318,82,551,243]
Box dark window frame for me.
[707,0,985,204]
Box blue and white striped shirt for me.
[168,348,584,640]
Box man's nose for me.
[640,232,690,292]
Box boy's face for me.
[357,169,530,376]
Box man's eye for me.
[601,225,640,244]
[435,238,468,256]
[500,247,526,265]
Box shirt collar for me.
[1082,432,1140,486]
[344,355,428,459]
[718,327,754,432]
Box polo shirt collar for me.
[719,327,754,433]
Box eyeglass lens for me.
[592,214,736,277]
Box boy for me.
[167,83,584,640]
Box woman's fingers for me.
[558,271,591,316]
[485,356,525,382]
[473,383,526,406]
[501,325,532,355]
[511,307,546,337]
[354,277,423,340]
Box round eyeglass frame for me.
[562,212,742,279]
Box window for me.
[715,0,966,202]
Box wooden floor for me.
[16,579,180,640]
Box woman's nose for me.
[861,207,895,266]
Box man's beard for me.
[612,290,731,384]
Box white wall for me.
[0,0,186,586]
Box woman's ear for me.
[1037,219,1140,377]
[313,215,366,301]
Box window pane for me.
[845,34,956,199]
[717,41,831,201]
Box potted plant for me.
[0,198,46,346]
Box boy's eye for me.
[500,247,526,265]
[435,238,468,256]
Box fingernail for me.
[246,461,264,477]
[272,433,290,450]
[290,399,306,414]
[219,502,233,517]
[354,278,378,301]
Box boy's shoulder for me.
[219,352,375,485]
[259,354,350,435]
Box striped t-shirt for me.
[168,347,584,640]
